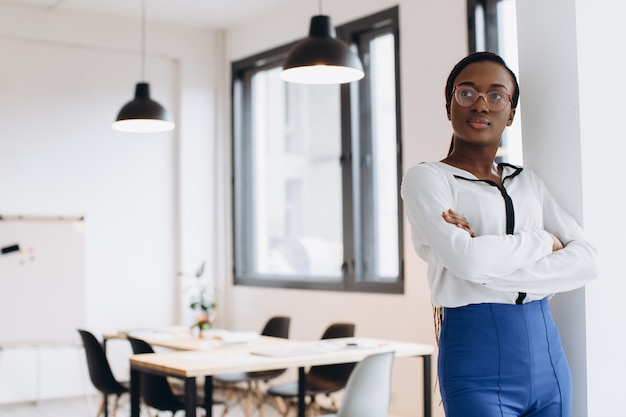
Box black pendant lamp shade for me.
[281,15,364,85]
[112,82,174,133]
[112,0,174,133]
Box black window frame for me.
[467,0,500,53]
[468,0,522,165]
[231,6,403,294]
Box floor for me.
[0,394,410,417]
[0,392,287,417]
[0,381,416,417]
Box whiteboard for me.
[0,216,85,345]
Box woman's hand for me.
[548,232,564,251]
[442,209,475,237]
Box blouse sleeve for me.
[401,164,554,284]
[483,172,599,293]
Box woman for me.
[400,52,598,417]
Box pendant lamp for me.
[112,0,174,133]
[280,2,364,85]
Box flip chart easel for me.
[0,215,85,345]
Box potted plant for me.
[186,262,216,336]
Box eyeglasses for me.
[453,85,512,111]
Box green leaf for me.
[195,262,205,278]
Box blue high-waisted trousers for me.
[438,299,572,417]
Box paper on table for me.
[318,340,380,350]
[126,330,187,340]
[203,330,260,344]
[251,346,325,357]
[176,353,267,363]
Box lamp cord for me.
[141,0,146,81]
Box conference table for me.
[127,331,434,417]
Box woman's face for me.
[448,61,516,148]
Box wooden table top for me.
[129,336,434,378]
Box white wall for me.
[0,3,218,402]
[574,0,626,415]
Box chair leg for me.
[254,382,264,417]
[284,400,298,417]
[221,384,244,417]
[139,400,155,417]
[111,394,120,417]
[280,396,315,417]
[271,396,288,417]
[327,396,339,414]
[103,393,110,417]
[96,396,106,417]
[221,381,273,417]
[220,388,233,417]
[307,398,320,417]
[248,380,270,417]
[280,398,294,417]
[244,381,253,417]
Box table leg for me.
[102,339,109,417]
[204,376,213,417]
[184,377,197,417]
[297,367,305,417]
[423,354,432,417]
[130,368,140,417]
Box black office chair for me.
[214,316,291,417]
[77,329,130,417]
[127,336,214,416]
[266,322,356,417]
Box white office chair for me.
[318,351,395,417]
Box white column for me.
[516,0,626,415]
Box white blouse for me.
[400,161,599,308]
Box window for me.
[232,7,402,293]
[468,0,522,165]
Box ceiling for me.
[0,0,305,28]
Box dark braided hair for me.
[445,51,520,117]
[445,52,520,155]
